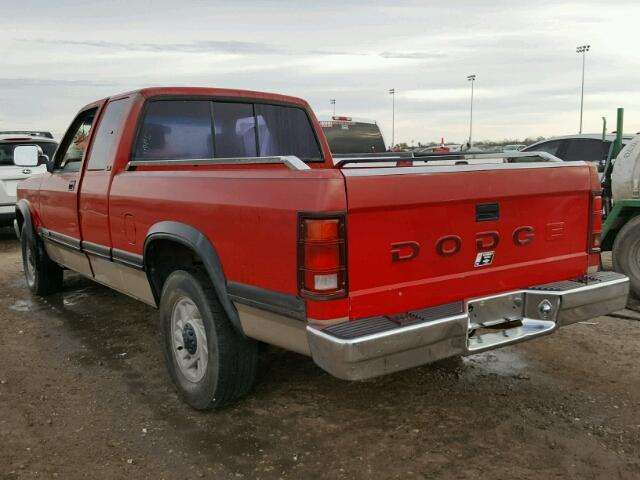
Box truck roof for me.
[89,86,312,111]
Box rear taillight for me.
[298,214,347,299]
[589,192,602,254]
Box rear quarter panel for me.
[108,167,348,319]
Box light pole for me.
[467,75,476,147]
[330,98,336,117]
[388,88,395,148]
[576,44,590,134]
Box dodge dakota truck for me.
[14,87,629,410]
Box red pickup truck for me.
[14,87,629,409]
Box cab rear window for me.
[134,99,322,162]
[135,100,213,161]
[254,104,322,160]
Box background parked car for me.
[522,134,632,167]
[0,134,57,227]
[319,116,386,154]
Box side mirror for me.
[13,145,39,167]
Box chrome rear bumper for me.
[307,271,629,380]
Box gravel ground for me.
[0,228,639,479]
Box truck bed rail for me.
[333,151,563,168]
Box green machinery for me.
[600,108,640,296]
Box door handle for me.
[68,180,77,191]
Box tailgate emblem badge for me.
[474,251,494,267]
[391,241,421,262]
[22,168,32,174]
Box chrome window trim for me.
[127,155,311,171]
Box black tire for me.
[20,227,63,295]
[159,268,258,410]
[612,215,640,298]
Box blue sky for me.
[1,0,639,144]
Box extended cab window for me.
[56,109,97,172]
[135,100,213,160]
[87,97,132,170]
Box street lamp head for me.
[330,99,336,105]
[388,88,395,95]
[576,45,591,53]
[467,74,476,81]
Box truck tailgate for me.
[342,163,594,319]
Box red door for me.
[39,107,99,275]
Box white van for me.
[0,134,56,227]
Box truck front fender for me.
[143,221,243,334]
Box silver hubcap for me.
[171,297,208,383]
[25,244,36,286]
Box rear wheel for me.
[612,215,640,298]
[159,268,258,409]
[20,227,63,295]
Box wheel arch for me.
[14,199,34,238]
[143,221,243,334]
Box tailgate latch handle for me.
[476,203,499,222]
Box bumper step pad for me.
[323,301,464,340]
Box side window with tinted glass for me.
[564,139,607,162]
[87,97,132,171]
[135,100,213,160]
[531,140,562,156]
[56,109,98,172]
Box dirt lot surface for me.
[1,228,639,479]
